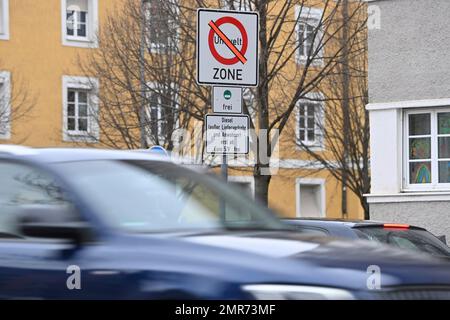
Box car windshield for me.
[54,160,286,233]
[354,227,450,257]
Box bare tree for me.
[77,0,368,208]
[295,0,370,217]
[76,0,211,152]
[0,67,35,141]
[227,0,368,207]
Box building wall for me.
[0,0,364,220]
[367,0,450,240]
[368,0,450,104]
[0,0,118,146]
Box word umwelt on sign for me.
[205,114,249,154]
[197,9,259,87]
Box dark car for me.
[1,146,450,300]
[284,218,450,258]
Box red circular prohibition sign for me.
[208,16,248,65]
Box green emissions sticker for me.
[223,90,232,100]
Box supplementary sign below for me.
[213,86,242,114]
[197,9,259,87]
[205,114,249,154]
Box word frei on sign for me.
[197,9,259,87]
[213,86,243,114]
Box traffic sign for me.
[197,9,259,87]
[148,145,169,157]
[213,86,242,114]
[205,114,249,154]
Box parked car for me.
[283,218,450,258]
[1,146,450,300]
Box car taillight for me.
[383,223,410,229]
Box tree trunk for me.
[254,173,271,207]
[341,0,350,218]
[254,0,271,207]
[360,195,370,220]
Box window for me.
[404,108,450,190]
[222,0,252,11]
[0,71,11,139]
[228,176,255,199]
[0,161,77,240]
[296,95,324,148]
[295,6,323,65]
[67,90,89,133]
[62,76,99,142]
[243,88,256,126]
[144,0,178,52]
[296,178,325,218]
[53,160,283,233]
[147,91,168,143]
[62,0,98,47]
[145,83,178,146]
[0,0,9,40]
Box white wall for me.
[368,108,402,194]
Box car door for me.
[0,159,88,299]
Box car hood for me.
[177,230,450,289]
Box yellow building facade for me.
[0,0,364,219]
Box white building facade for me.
[366,0,450,241]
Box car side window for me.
[0,161,76,239]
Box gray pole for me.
[220,154,228,222]
[221,154,228,181]
[341,0,349,219]
[139,0,147,148]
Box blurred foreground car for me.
[284,218,450,258]
[1,146,450,300]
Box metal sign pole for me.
[220,154,228,222]
[221,154,228,182]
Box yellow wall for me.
[0,0,119,146]
[0,0,364,219]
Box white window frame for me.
[144,0,179,53]
[62,75,99,143]
[295,178,326,218]
[228,175,255,198]
[0,0,9,40]
[403,108,450,191]
[221,0,252,11]
[295,6,324,66]
[242,88,256,126]
[0,70,11,139]
[61,0,98,48]
[295,92,325,150]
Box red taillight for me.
[383,223,410,229]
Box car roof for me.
[283,218,426,230]
[0,145,204,168]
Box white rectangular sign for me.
[213,86,242,114]
[197,9,259,87]
[205,114,249,154]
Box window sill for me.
[63,131,98,143]
[295,57,324,67]
[295,144,324,152]
[0,34,9,41]
[365,191,450,203]
[63,36,98,48]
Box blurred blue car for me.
[1,146,450,300]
